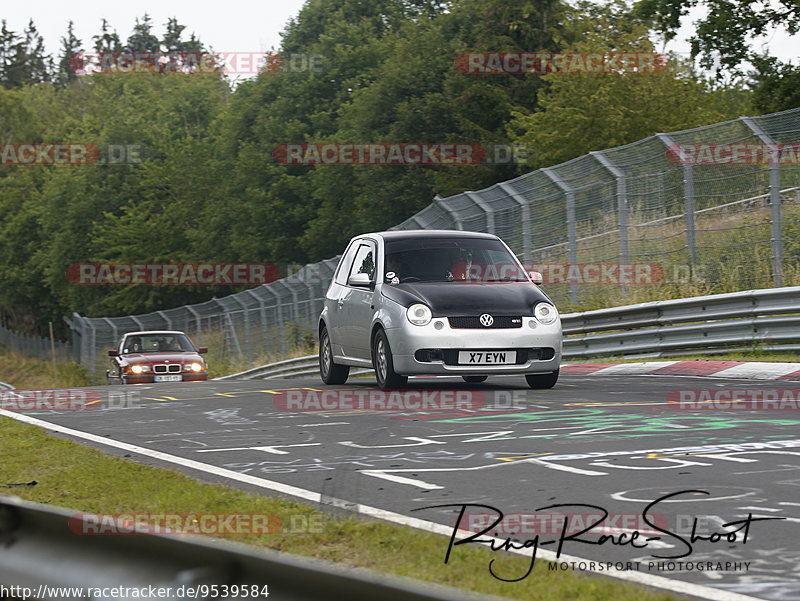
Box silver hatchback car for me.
[318,230,562,389]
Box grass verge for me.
[0,415,682,601]
[0,348,89,389]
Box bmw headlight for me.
[130,364,149,374]
[186,362,205,372]
[534,303,558,325]
[406,303,432,326]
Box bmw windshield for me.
[122,334,196,354]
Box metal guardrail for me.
[0,382,13,391]
[0,495,503,601]
[562,286,800,358]
[219,286,800,380]
[216,355,373,381]
[216,355,322,381]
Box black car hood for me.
[381,282,551,315]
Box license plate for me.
[458,351,516,365]
[154,374,182,382]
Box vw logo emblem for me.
[479,314,494,327]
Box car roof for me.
[360,229,500,242]
[123,331,187,337]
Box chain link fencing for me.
[54,107,800,378]
[0,324,71,362]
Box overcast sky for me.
[3,0,797,74]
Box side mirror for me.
[347,273,373,288]
[529,271,543,285]
[108,349,119,357]
[198,347,208,354]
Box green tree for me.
[93,19,123,53]
[634,0,799,111]
[507,6,751,167]
[634,0,798,70]
[55,21,82,87]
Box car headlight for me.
[406,303,432,326]
[534,303,558,325]
[185,362,205,372]
[130,364,150,374]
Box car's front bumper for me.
[385,317,562,375]
[121,373,209,384]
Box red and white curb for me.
[561,360,800,381]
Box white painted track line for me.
[0,407,765,601]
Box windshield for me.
[383,237,529,284]
[122,333,196,353]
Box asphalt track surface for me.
[8,373,800,601]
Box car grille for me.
[448,316,522,329]
[153,364,181,373]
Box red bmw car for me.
[107,330,209,385]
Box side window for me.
[348,244,375,282]
[334,241,360,285]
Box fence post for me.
[656,133,697,275]
[86,320,97,379]
[213,299,242,359]
[591,150,630,265]
[263,285,287,356]
[498,182,532,262]
[102,318,118,352]
[274,280,299,352]
[543,167,578,304]
[63,313,81,364]
[231,295,252,362]
[464,191,495,234]
[245,289,267,357]
[741,116,784,287]
[156,311,172,330]
[434,194,464,230]
[186,305,202,344]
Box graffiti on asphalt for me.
[432,408,800,441]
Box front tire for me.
[525,369,559,389]
[372,329,407,389]
[319,326,349,385]
[462,375,488,383]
